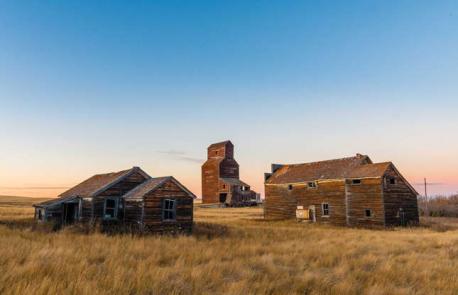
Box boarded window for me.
[308,182,317,188]
[322,203,330,217]
[365,209,372,217]
[104,198,118,219]
[162,199,176,221]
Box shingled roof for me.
[59,167,150,198]
[266,154,374,184]
[123,176,196,200]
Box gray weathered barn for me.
[264,154,419,227]
[33,167,195,233]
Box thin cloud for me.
[156,150,186,156]
[156,150,204,164]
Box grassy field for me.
[1,196,458,294]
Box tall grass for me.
[1,197,458,294]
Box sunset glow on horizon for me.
[1,1,457,199]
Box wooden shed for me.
[33,167,196,233]
[201,140,258,206]
[123,176,195,233]
[264,154,419,227]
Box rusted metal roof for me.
[266,154,374,184]
[59,167,150,198]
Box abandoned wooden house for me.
[264,154,419,227]
[33,167,195,233]
[202,140,258,206]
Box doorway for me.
[219,193,227,203]
[308,205,316,223]
[63,202,78,225]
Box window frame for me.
[321,203,330,217]
[387,177,396,185]
[162,199,177,222]
[351,179,362,185]
[365,209,373,218]
[103,198,118,220]
[307,181,317,189]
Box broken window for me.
[308,182,317,188]
[351,179,362,185]
[104,198,118,219]
[365,209,372,218]
[322,203,330,217]
[162,199,176,221]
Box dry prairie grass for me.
[1,197,458,295]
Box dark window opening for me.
[104,198,118,219]
[352,179,362,185]
[308,182,317,188]
[389,178,396,185]
[365,209,372,217]
[162,199,176,221]
[288,184,293,190]
[322,203,330,217]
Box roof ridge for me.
[280,155,367,167]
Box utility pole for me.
[424,178,428,216]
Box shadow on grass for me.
[0,218,230,239]
[192,222,229,240]
[0,218,37,230]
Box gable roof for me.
[123,176,197,200]
[33,195,79,208]
[208,140,232,149]
[347,162,392,178]
[266,154,372,184]
[220,177,250,187]
[59,167,150,198]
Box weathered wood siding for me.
[265,179,386,227]
[220,158,239,179]
[383,167,419,226]
[92,171,148,221]
[264,184,297,220]
[202,159,221,204]
[142,179,193,233]
[265,180,347,225]
[299,180,347,226]
[346,178,385,227]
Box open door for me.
[219,193,227,203]
[308,205,316,223]
[63,202,79,225]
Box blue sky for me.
[0,1,457,197]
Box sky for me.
[0,0,457,198]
